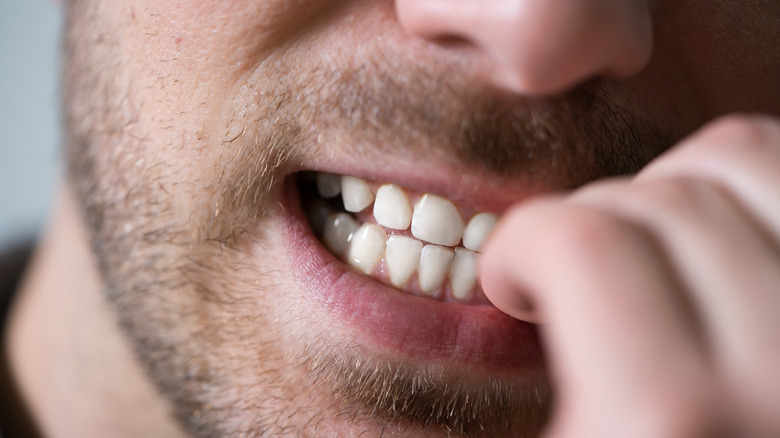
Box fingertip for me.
[482,277,541,323]
[479,196,568,323]
[478,218,543,323]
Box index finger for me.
[479,199,712,437]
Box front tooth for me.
[449,248,477,300]
[316,172,342,198]
[373,184,412,230]
[462,213,498,251]
[418,245,454,295]
[322,213,358,255]
[347,224,387,275]
[341,176,375,213]
[385,236,422,288]
[411,194,465,246]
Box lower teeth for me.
[299,173,488,304]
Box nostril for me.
[428,34,472,50]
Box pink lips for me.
[281,178,546,373]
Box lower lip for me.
[280,178,545,373]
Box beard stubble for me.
[62,2,668,436]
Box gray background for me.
[0,1,62,248]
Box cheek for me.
[128,1,259,92]
[108,0,330,234]
[118,2,264,167]
[134,0,335,69]
[119,0,333,145]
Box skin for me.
[481,116,780,437]
[5,0,780,437]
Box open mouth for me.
[298,171,498,304]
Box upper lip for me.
[296,151,555,216]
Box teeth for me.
[373,184,412,230]
[305,198,331,237]
[462,213,498,251]
[322,213,359,255]
[347,224,387,275]
[316,172,342,198]
[307,172,500,301]
[411,194,465,246]
[418,245,454,295]
[385,236,422,288]
[341,176,375,213]
[450,248,478,300]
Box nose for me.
[396,0,654,96]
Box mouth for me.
[280,169,545,373]
[300,171,498,303]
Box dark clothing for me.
[0,243,42,437]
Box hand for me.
[480,115,780,438]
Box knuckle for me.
[691,114,780,155]
[541,206,633,260]
[640,388,719,438]
[634,178,712,214]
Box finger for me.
[570,176,780,436]
[571,177,780,352]
[633,115,780,431]
[480,199,712,437]
[638,115,780,242]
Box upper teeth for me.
[411,194,465,246]
[316,172,342,198]
[341,175,374,213]
[311,172,498,301]
[462,212,498,251]
[374,184,413,230]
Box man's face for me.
[63,0,780,436]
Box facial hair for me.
[62,1,668,436]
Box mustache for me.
[301,52,669,185]
[63,13,671,436]
[206,40,673,244]
[211,47,670,240]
